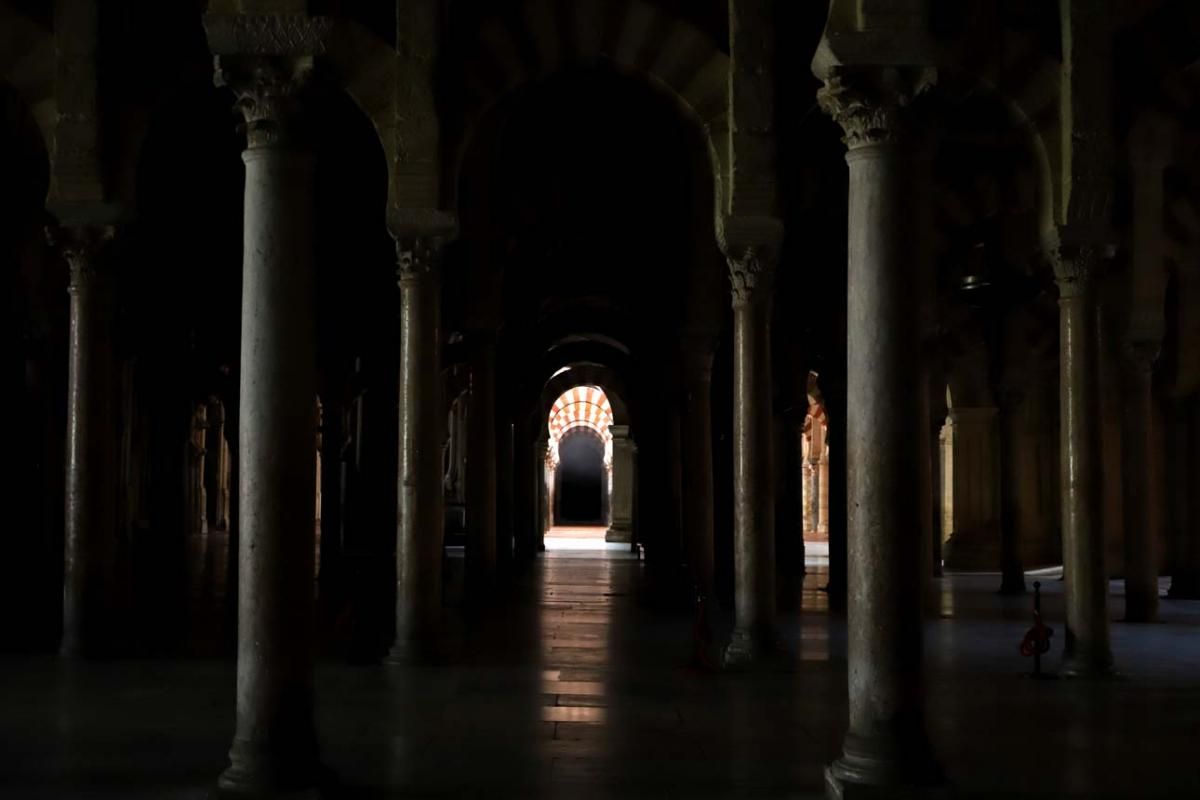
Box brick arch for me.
[546,384,614,467]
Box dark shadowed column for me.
[1121,343,1160,621]
[818,66,942,794]
[997,385,1027,596]
[722,221,780,668]
[1054,241,1115,677]
[47,223,117,658]
[211,50,323,796]
[466,336,498,595]
[680,343,716,602]
[389,232,447,661]
[1167,400,1200,598]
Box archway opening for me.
[555,429,607,525]
[542,384,627,550]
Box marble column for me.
[536,432,551,549]
[48,224,117,658]
[723,241,777,667]
[466,337,497,593]
[390,233,446,660]
[1054,242,1114,677]
[1120,343,1160,621]
[818,68,941,792]
[606,426,636,543]
[804,424,822,535]
[213,55,322,795]
[680,346,716,600]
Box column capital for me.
[214,55,317,150]
[45,222,116,290]
[392,233,446,288]
[1050,235,1111,299]
[720,215,781,309]
[816,66,936,151]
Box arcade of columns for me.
[25,1,1200,798]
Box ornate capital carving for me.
[816,66,935,150]
[215,56,315,149]
[726,246,777,307]
[394,235,445,288]
[1051,238,1108,300]
[45,224,115,291]
[204,14,332,57]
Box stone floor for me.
[1,554,1199,799]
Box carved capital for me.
[1051,238,1108,300]
[45,224,115,291]
[726,246,777,308]
[817,66,935,150]
[394,235,445,288]
[215,55,315,149]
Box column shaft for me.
[1168,401,1200,598]
[681,351,715,598]
[1056,252,1114,676]
[606,428,636,543]
[818,67,941,791]
[998,398,1027,594]
[55,226,117,658]
[466,340,497,592]
[392,239,444,656]
[1121,353,1158,621]
[218,67,321,791]
[724,249,776,665]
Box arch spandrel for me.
[445,0,729,237]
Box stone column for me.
[47,223,117,658]
[606,426,636,543]
[680,346,716,599]
[723,234,778,667]
[817,447,829,536]
[466,337,497,593]
[818,67,942,792]
[536,432,550,549]
[804,423,823,535]
[1120,343,1159,621]
[390,233,446,660]
[1054,241,1115,677]
[213,54,322,796]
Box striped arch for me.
[547,385,614,467]
[452,0,729,228]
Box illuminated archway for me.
[543,385,624,547]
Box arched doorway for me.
[541,384,632,549]
[555,429,607,525]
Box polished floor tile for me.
[1,557,1199,798]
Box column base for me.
[1061,655,1117,680]
[384,636,446,666]
[826,732,943,800]
[216,740,325,799]
[721,627,787,671]
[605,524,632,543]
